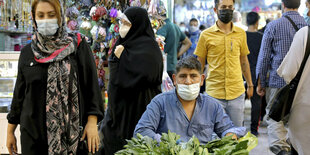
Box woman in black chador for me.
[102,7,163,154]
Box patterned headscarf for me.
[31,0,80,154]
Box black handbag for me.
[269,26,310,122]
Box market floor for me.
[244,100,274,155]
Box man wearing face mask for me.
[134,56,246,144]
[194,0,253,128]
[181,18,201,58]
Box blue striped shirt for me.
[256,11,308,88]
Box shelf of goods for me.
[0,51,21,154]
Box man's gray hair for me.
[176,56,202,74]
[233,11,242,23]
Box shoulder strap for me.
[284,16,299,32]
[292,26,310,81]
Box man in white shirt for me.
[233,11,248,31]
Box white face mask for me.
[177,82,200,101]
[119,23,131,38]
[179,26,186,33]
[189,26,199,32]
[36,19,59,36]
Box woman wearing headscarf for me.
[6,0,104,154]
[102,7,163,154]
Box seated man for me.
[134,56,246,144]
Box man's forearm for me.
[177,37,192,57]
[197,56,206,71]
[240,56,253,86]
[178,45,190,57]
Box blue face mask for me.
[303,7,310,24]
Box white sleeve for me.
[277,26,308,83]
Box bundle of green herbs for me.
[115,131,257,155]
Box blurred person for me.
[134,56,246,144]
[256,0,307,154]
[258,18,272,122]
[258,18,272,33]
[179,22,188,35]
[195,0,254,127]
[102,7,163,154]
[303,0,310,24]
[233,10,248,30]
[182,18,201,58]
[199,24,207,31]
[6,0,104,154]
[277,26,310,155]
[156,3,191,79]
[246,12,263,136]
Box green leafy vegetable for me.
[115,131,257,155]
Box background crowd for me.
[3,0,310,155]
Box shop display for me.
[0,0,32,32]
[0,56,18,113]
[63,0,170,93]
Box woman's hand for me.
[114,45,124,59]
[81,115,99,154]
[7,124,18,155]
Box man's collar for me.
[211,21,241,33]
[282,11,300,16]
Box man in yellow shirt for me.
[194,0,253,127]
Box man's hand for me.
[256,78,265,97]
[257,83,265,97]
[225,133,238,140]
[81,115,99,154]
[246,86,254,99]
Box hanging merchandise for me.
[109,8,118,23]
[90,25,106,42]
[63,0,173,93]
[130,0,141,7]
[66,6,79,32]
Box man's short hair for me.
[190,18,199,23]
[176,56,202,74]
[214,0,235,9]
[246,12,260,26]
[282,0,300,9]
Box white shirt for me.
[233,22,248,31]
[277,26,310,155]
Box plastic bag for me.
[238,132,258,152]
[161,52,174,92]
[161,71,174,92]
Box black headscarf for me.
[109,7,163,89]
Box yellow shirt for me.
[194,23,250,100]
